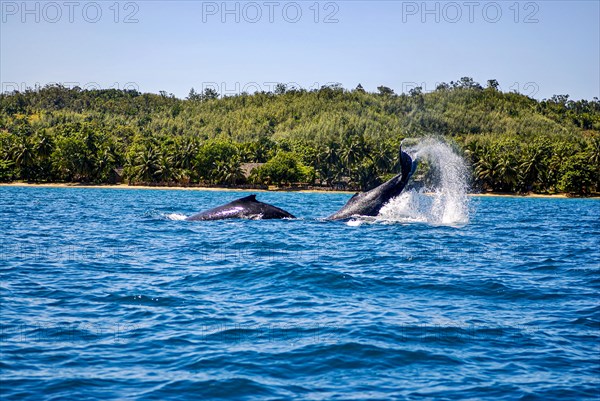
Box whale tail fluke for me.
[399,148,418,183]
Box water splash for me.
[164,213,188,221]
[378,138,471,226]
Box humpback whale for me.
[326,150,417,221]
[186,194,295,221]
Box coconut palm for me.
[95,148,115,182]
[341,135,369,171]
[174,137,198,171]
[371,144,394,175]
[155,153,175,183]
[34,130,54,159]
[12,136,36,181]
[134,145,160,182]
[474,146,501,191]
[317,142,342,185]
[497,152,519,192]
[352,159,380,191]
[519,142,549,192]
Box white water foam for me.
[377,138,471,226]
[165,213,188,221]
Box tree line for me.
[0,78,598,195]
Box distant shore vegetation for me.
[0,78,598,195]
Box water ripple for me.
[1,187,599,400]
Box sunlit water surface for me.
[1,186,599,400]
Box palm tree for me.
[95,148,115,182]
[223,159,245,185]
[341,138,361,168]
[588,136,600,167]
[341,135,369,172]
[12,136,36,181]
[464,140,481,165]
[474,147,501,191]
[586,136,600,192]
[34,130,54,159]
[155,153,178,183]
[212,157,245,185]
[497,153,518,192]
[372,144,393,175]
[175,137,198,171]
[519,143,548,192]
[352,160,380,191]
[317,142,342,185]
[546,141,575,191]
[134,145,160,182]
[75,150,95,182]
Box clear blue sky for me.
[1,1,599,100]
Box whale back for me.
[231,194,258,204]
[187,195,295,221]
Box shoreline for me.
[0,182,356,195]
[1,182,597,198]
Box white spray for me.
[378,138,471,226]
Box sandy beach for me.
[2,182,596,198]
[0,182,356,195]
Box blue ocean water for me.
[0,186,599,400]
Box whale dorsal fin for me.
[236,194,257,203]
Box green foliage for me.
[0,80,598,194]
[463,133,599,194]
[252,152,312,186]
[558,153,597,194]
